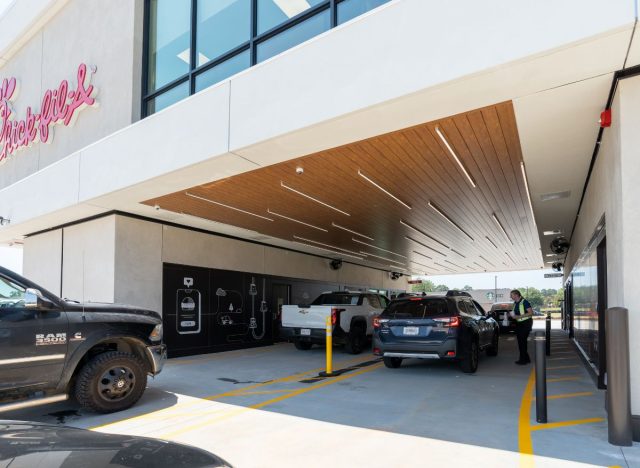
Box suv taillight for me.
[435,316,461,328]
[331,308,344,325]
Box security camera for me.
[295,167,304,175]
[154,205,160,211]
[330,259,342,270]
[390,271,403,280]
[552,262,563,272]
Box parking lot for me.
[6,327,640,468]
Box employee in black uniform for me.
[510,289,534,365]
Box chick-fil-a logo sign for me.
[0,63,98,163]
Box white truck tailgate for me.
[281,305,331,329]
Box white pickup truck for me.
[280,291,389,354]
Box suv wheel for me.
[383,357,402,368]
[459,339,479,374]
[344,324,366,354]
[75,351,147,413]
[294,340,313,350]
[486,331,499,357]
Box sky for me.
[416,269,564,291]
[0,245,23,274]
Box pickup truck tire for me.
[459,338,479,374]
[344,324,366,355]
[383,357,402,368]
[486,331,499,357]
[294,340,313,351]
[75,351,147,413]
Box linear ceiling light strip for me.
[267,209,327,232]
[185,192,274,221]
[351,238,406,258]
[411,260,433,270]
[451,249,466,258]
[400,220,450,249]
[492,213,513,245]
[357,169,412,210]
[434,262,455,273]
[405,236,447,257]
[281,182,350,216]
[331,222,374,241]
[505,251,516,264]
[412,250,433,260]
[293,235,363,257]
[473,261,486,270]
[445,260,463,269]
[428,202,474,241]
[520,162,538,230]
[479,255,495,267]
[359,251,406,265]
[434,125,476,188]
[293,241,364,260]
[485,236,498,249]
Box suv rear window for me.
[381,298,450,319]
[311,294,360,305]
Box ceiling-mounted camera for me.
[550,236,570,255]
[552,262,563,272]
[390,271,403,280]
[330,259,342,270]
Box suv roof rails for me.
[445,290,472,298]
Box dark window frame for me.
[141,0,388,117]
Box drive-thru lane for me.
[5,334,639,468]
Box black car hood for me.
[0,421,231,468]
[63,301,161,320]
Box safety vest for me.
[515,301,532,322]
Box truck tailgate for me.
[281,305,331,329]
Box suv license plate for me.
[300,328,311,336]
[403,326,419,336]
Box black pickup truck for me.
[0,266,166,414]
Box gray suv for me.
[372,291,500,373]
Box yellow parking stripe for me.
[91,355,371,430]
[158,362,384,439]
[518,368,535,468]
[547,376,580,383]
[530,417,604,431]
[229,389,295,397]
[533,392,593,401]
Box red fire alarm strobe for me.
[600,109,612,128]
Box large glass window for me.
[197,0,251,67]
[144,0,390,116]
[257,0,325,34]
[257,10,330,63]
[147,0,191,92]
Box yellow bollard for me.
[325,315,333,376]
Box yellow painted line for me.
[547,365,579,370]
[531,417,604,431]
[518,368,535,468]
[547,376,580,383]
[229,389,294,396]
[91,355,371,430]
[533,392,593,401]
[159,362,384,439]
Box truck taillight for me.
[331,308,344,325]
[373,316,381,329]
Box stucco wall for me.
[0,0,143,189]
[22,228,62,295]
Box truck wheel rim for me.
[99,366,135,402]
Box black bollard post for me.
[535,331,547,424]
[605,307,633,446]
[546,312,551,356]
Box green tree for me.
[463,285,473,291]
[411,280,436,293]
[434,284,449,292]
[519,287,544,308]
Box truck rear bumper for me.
[145,344,167,375]
[280,326,346,344]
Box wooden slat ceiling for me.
[144,101,542,275]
